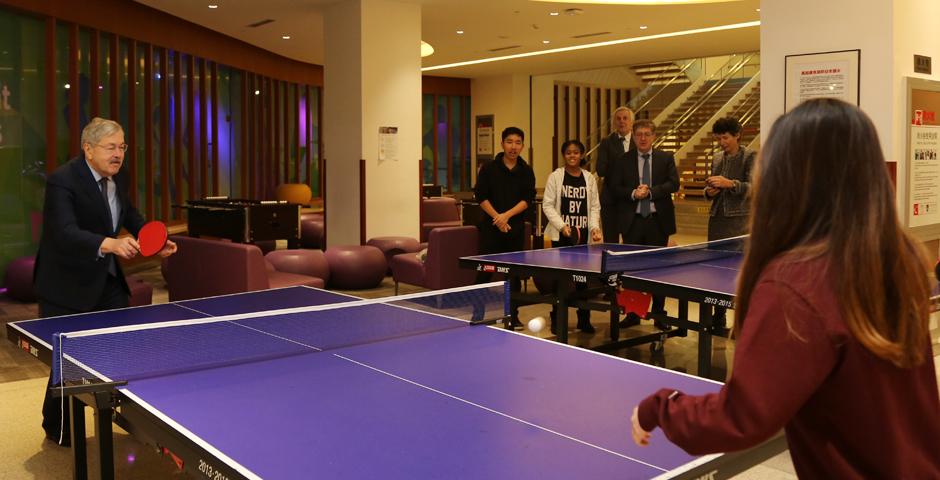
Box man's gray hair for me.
[81,117,123,147]
[613,106,635,122]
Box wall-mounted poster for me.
[908,124,940,228]
[475,114,494,162]
[378,126,398,162]
[785,49,860,112]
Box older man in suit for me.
[607,119,678,327]
[595,106,635,243]
[36,117,177,445]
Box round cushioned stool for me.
[366,236,421,274]
[324,245,387,289]
[3,256,36,302]
[265,249,330,285]
[300,213,325,249]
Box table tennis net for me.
[51,282,508,389]
[601,235,747,274]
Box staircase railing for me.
[584,59,701,167]
[628,58,702,119]
[652,52,759,150]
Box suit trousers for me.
[621,214,668,313]
[40,274,129,446]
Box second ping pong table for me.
[10,283,786,479]
[461,237,940,379]
[460,238,745,377]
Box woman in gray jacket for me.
[704,117,755,331]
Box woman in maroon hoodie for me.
[631,98,940,478]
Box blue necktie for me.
[640,153,651,218]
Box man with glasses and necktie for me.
[34,117,177,447]
[607,119,678,327]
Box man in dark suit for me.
[36,117,177,445]
[595,106,635,243]
[607,119,678,326]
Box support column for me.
[324,0,422,246]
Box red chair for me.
[390,226,478,294]
[420,197,462,242]
[163,236,324,301]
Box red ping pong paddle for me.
[138,221,168,257]
[618,289,652,318]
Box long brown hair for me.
[735,99,932,368]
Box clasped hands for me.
[704,175,733,196]
[492,212,512,233]
[634,184,651,200]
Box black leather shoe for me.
[577,318,595,334]
[618,312,641,328]
[46,433,71,447]
[509,316,524,330]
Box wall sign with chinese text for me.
[785,49,860,112]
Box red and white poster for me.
[909,124,940,227]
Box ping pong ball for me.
[528,316,546,333]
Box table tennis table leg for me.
[698,305,713,378]
[555,281,572,344]
[609,287,619,342]
[93,391,115,480]
[71,397,88,480]
[678,300,689,336]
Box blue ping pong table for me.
[461,238,940,379]
[9,283,785,479]
[459,243,664,346]
[460,240,738,377]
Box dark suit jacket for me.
[596,131,636,207]
[607,149,679,236]
[35,157,146,311]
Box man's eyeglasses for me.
[94,143,129,153]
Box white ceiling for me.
[135,0,760,78]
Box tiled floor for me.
[1,242,937,479]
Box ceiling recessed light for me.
[254,90,260,95]
[421,41,435,57]
[639,25,648,29]
[208,4,218,9]
[64,83,70,89]
[282,35,291,40]
[549,11,560,16]
[456,30,464,35]
[755,8,760,11]
[542,40,551,44]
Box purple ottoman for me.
[324,245,387,290]
[265,249,330,285]
[126,274,154,307]
[366,236,421,274]
[3,256,36,303]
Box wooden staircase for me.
[676,82,760,200]
[655,77,750,152]
[629,62,691,85]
